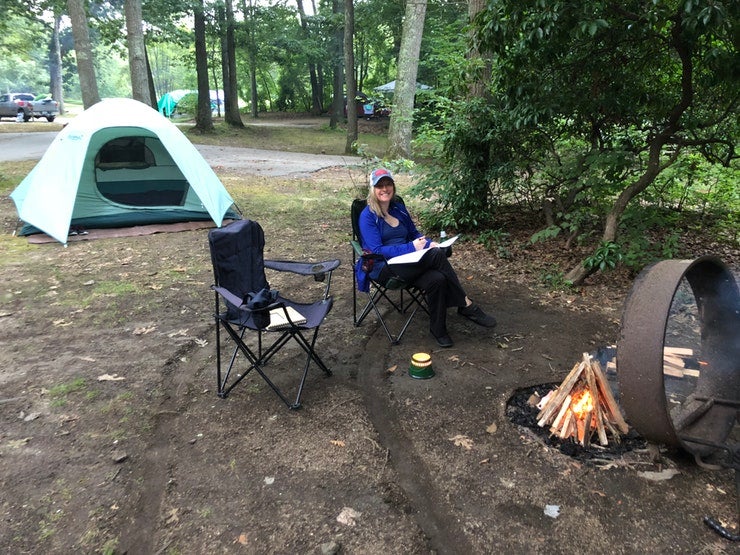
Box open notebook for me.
[267,306,307,330]
[388,235,459,265]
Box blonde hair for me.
[366,178,396,217]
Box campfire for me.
[536,353,629,447]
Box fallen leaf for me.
[336,507,361,526]
[8,437,32,448]
[237,533,248,545]
[97,374,125,382]
[165,508,179,526]
[168,329,189,338]
[133,326,156,335]
[485,423,498,434]
[386,364,397,374]
[449,434,474,450]
[637,468,680,481]
[330,439,345,447]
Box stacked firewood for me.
[537,353,629,447]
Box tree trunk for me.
[296,0,322,115]
[343,0,357,154]
[329,0,344,129]
[387,0,427,159]
[243,0,259,118]
[145,45,158,110]
[50,13,64,114]
[125,0,151,105]
[467,0,490,99]
[67,0,100,109]
[194,0,214,133]
[223,0,243,127]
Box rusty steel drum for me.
[617,256,740,455]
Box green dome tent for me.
[11,98,239,245]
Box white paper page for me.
[387,235,460,265]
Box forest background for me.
[1,0,737,285]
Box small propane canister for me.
[409,352,434,379]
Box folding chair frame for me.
[210,220,340,409]
[351,198,428,344]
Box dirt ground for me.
[0,137,738,554]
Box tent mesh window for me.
[94,137,188,207]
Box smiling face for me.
[373,178,395,204]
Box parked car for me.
[0,93,59,122]
[31,96,59,122]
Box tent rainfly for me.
[10,98,239,245]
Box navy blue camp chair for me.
[209,219,340,409]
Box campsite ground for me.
[0,116,738,554]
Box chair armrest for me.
[350,240,385,261]
[211,285,245,310]
[265,259,340,277]
[264,259,340,275]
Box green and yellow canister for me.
[409,352,434,379]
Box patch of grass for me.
[186,121,388,158]
[0,160,35,193]
[0,122,65,135]
[93,280,139,296]
[48,377,87,407]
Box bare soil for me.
[0,141,738,554]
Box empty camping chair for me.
[209,219,340,409]
[351,198,428,344]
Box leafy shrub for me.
[584,241,622,272]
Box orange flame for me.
[571,389,594,418]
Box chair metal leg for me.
[216,317,331,409]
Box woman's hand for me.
[413,237,427,251]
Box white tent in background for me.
[11,98,238,245]
[373,80,433,93]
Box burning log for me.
[537,353,629,447]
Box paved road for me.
[0,132,360,177]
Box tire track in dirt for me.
[117,341,202,554]
[357,330,475,553]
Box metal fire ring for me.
[617,256,740,455]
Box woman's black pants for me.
[378,247,467,337]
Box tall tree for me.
[222,0,243,126]
[193,0,214,132]
[329,0,344,129]
[296,0,322,115]
[49,11,64,114]
[343,0,357,153]
[67,0,100,108]
[241,0,260,118]
[466,0,489,99]
[125,0,151,106]
[387,0,427,159]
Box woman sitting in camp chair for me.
[355,168,497,348]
